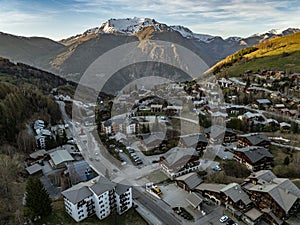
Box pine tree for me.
[25,176,52,219]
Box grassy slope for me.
[213,32,300,77]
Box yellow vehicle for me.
[151,186,162,196]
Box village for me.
[24,68,300,225]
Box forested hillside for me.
[0,58,76,224]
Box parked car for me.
[213,165,222,171]
[226,219,235,225]
[219,215,228,223]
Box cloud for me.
[0,0,299,39]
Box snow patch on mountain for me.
[170,25,214,43]
[225,36,242,42]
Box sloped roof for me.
[62,183,92,204]
[26,164,42,175]
[29,149,47,159]
[221,183,251,205]
[234,146,273,163]
[248,170,277,182]
[195,183,226,193]
[246,171,300,213]
[116,183,130,195]
[180,134,208,147]
[50,150,74,166]
[239,133,270,146]
[176,172,203,189]
[142,132,166,146]
[256,99,271,104]
[244,208,263,221]
[89,176,116,196]
[162,147,198,170]
[67,160,91,184]
[186,192,203,208]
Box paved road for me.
[133,187,182,225]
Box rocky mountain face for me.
[0,17,299,91]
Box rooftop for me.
[195,183,227,193]
[220,183,251,205]
[234,146,273,163]
[176,172,203,190]
[49,150,74,166]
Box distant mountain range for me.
[0,17,299,88]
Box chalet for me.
[225,105,246,115]
[233,146,273,171]
[150,104,163,112]
[166,105,182,115]
[254,99,271,109]
[193,100,205,109]
[241,208,263,225]
[179,134,208,152]
[204,126,237,143]
[264,119,279,127]
[220,183,252,211]
[195,183,226,205]
[242,170,300,223]
[280,109,298,118]
[159,148,201,178]
[238,112,264,122]
[175,172,203,192]
[49,150,74,169]
[237,133,270,148]
[279,122,291,132]
[218,78,233,88]
[186,192,204,211]
[141,132,167,151]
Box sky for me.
[0,0,299,41]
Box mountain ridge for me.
[0,17,299,87]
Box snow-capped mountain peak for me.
[98,17,165,34]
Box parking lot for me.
[157,182,227,225]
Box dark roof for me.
[26,164,42,175]
[89,176,116,196]
[176,172,203,189]
[248,170,276,182]
[180,134,208,147]
[221,183,251,205]
[245,170,300,213]
[142,132,166,146]
[67,160,91,184]
[239,133,270,146]
[195,183,227,193]
[62,184,93,204]
[204,126,235,139]
[244,208,263,221]
[186,192,203,208]
[116,183,130,195]
[234,146,273,163]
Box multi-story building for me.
[160,152,201,179]
[242,170,300,223]
[237,133,270,148]
[62,176,132,222]
[233,146,274,171]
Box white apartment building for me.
[62,176,132,222]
